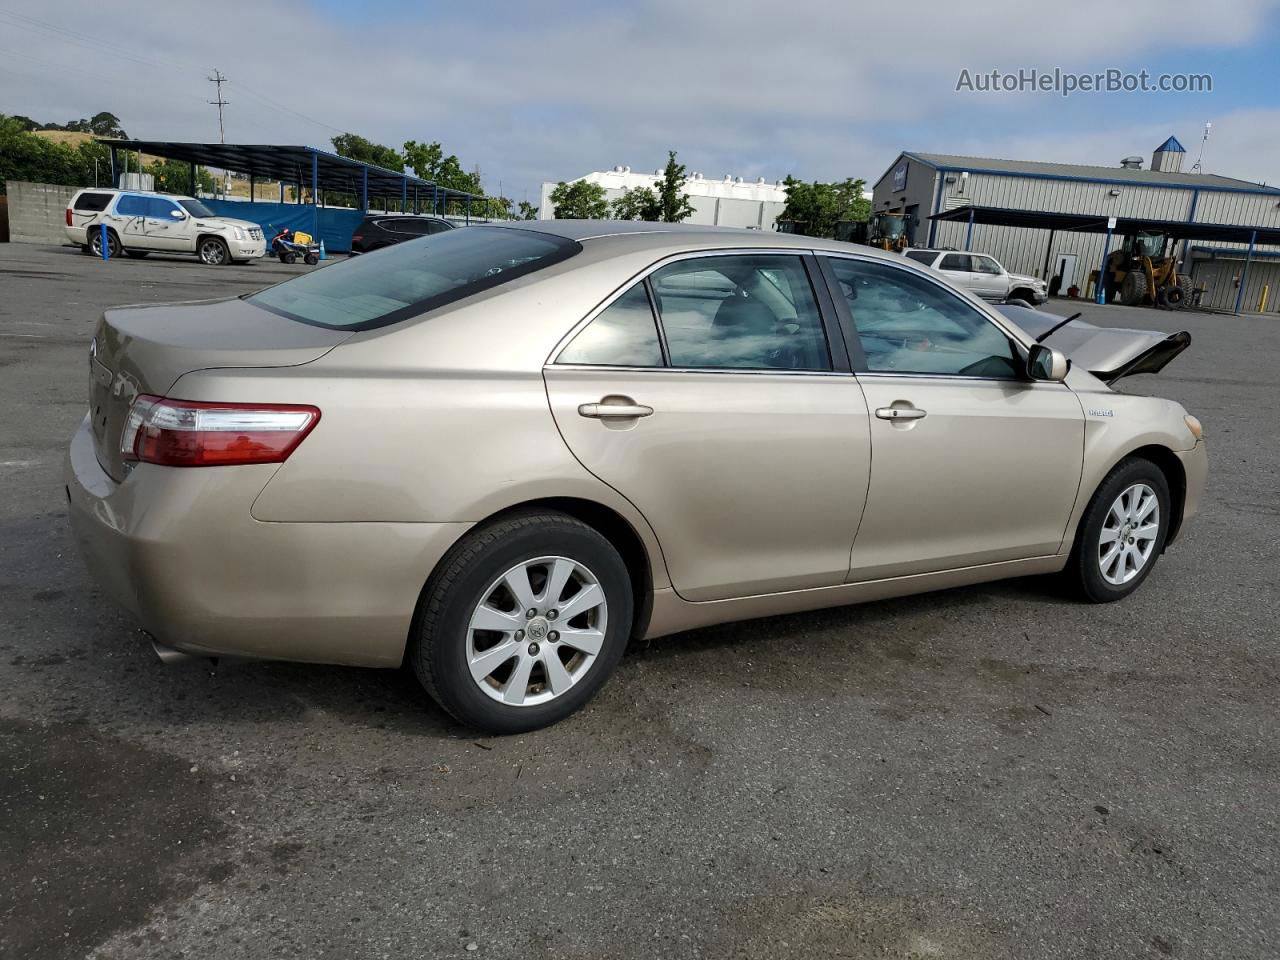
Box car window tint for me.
[938,253,971,271]
[248,226,580,331]
[392,218,433,235]
[426,221,452,234]
[650,255,830,371]
[903,251,937,266]
[115,194,148,217]
[74,192,112,212]
[145,197,182,219]
[826,258,1020,378]
[558,282,663,367]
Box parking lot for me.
[1,241,1276,959]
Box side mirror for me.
[171,209,185,218]
[1027,344,1069,382]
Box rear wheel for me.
[1066,458,1171,602]
[1120,270,1149,306]
[282,251,297,265]
[198,237,230,266]
[88,228,121,259]
[408,511,633,733]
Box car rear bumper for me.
[64,415,470,667]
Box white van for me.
[66,189,266,265]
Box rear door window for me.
[649,254,831,371]
[426,220,453,235]
[248,226,580,331]
[558,282,663,367]
[114,194,149,217]
[938,253,972,272]
[74,192,113,212]
[903,250,938,267]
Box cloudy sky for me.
[2,0,1278,204]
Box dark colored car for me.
[350,215,454,254]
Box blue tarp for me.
[201,200,364,254]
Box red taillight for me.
[66,208,73,226]
[351,234,363,242]
[121,395,320,467]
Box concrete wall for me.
[5,181,79,244]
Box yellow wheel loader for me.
[1104,232,1193,309]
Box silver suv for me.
[66,189,266,265]
[903,248,1047,304]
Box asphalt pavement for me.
[1,242,1276,959]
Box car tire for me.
[88,228,121,259]
[124,250,149,259]
[198,237,230,266]
[1009,288,1036,303]
[408,511,633,733]
[1066,457,1171,603]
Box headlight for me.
[1184,414,1204,441]
[233,227,246,240]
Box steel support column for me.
[1095,225,1114,305]
[964,206,975,251]
[1234,229,1257,316]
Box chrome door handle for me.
[578,401,654,419]
[875,406,927,421]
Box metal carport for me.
[95,140,485,253]
[930,205,1280,314]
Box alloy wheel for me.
[1098,482,1160,585]
[466,556,608,707]
[200,239,227,265]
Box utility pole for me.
[207,69,230,198]
[207,69,229,142]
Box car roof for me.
[76,187,196,201]
[491,219,909,259]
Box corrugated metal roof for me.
[906,151,1278,193]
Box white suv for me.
[903,248,1047,304]
[65,189,266,265]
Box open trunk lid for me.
[88,296,350,481]
[996,304,1191,385]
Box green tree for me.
[516,200,539,220]
[779,177,870,238]
[145,157,216,195]
[610,185,659,221]
[88,111,127,138]
[331,132,403,171]
[651,150,696,223]
[402,140,482,194]
[549,180,608,219]
[10,115,39,131]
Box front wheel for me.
[303,253,318,265]
[1066,458,1171,602]
[408,512,633,733]
[198,237,230,266]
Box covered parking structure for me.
[96,140,485,253]
[930,205,1280,314]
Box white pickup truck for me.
[65,188,266,265]
[903,248,1048,304]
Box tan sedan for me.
[66,222,1207,731]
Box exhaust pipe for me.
[150,637,200,665]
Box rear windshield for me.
[248,226,580,331]
[903,250,938,266]
[178,198,216,218]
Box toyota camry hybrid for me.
[66,221,1207,732]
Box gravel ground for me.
[1,242,1276,960]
